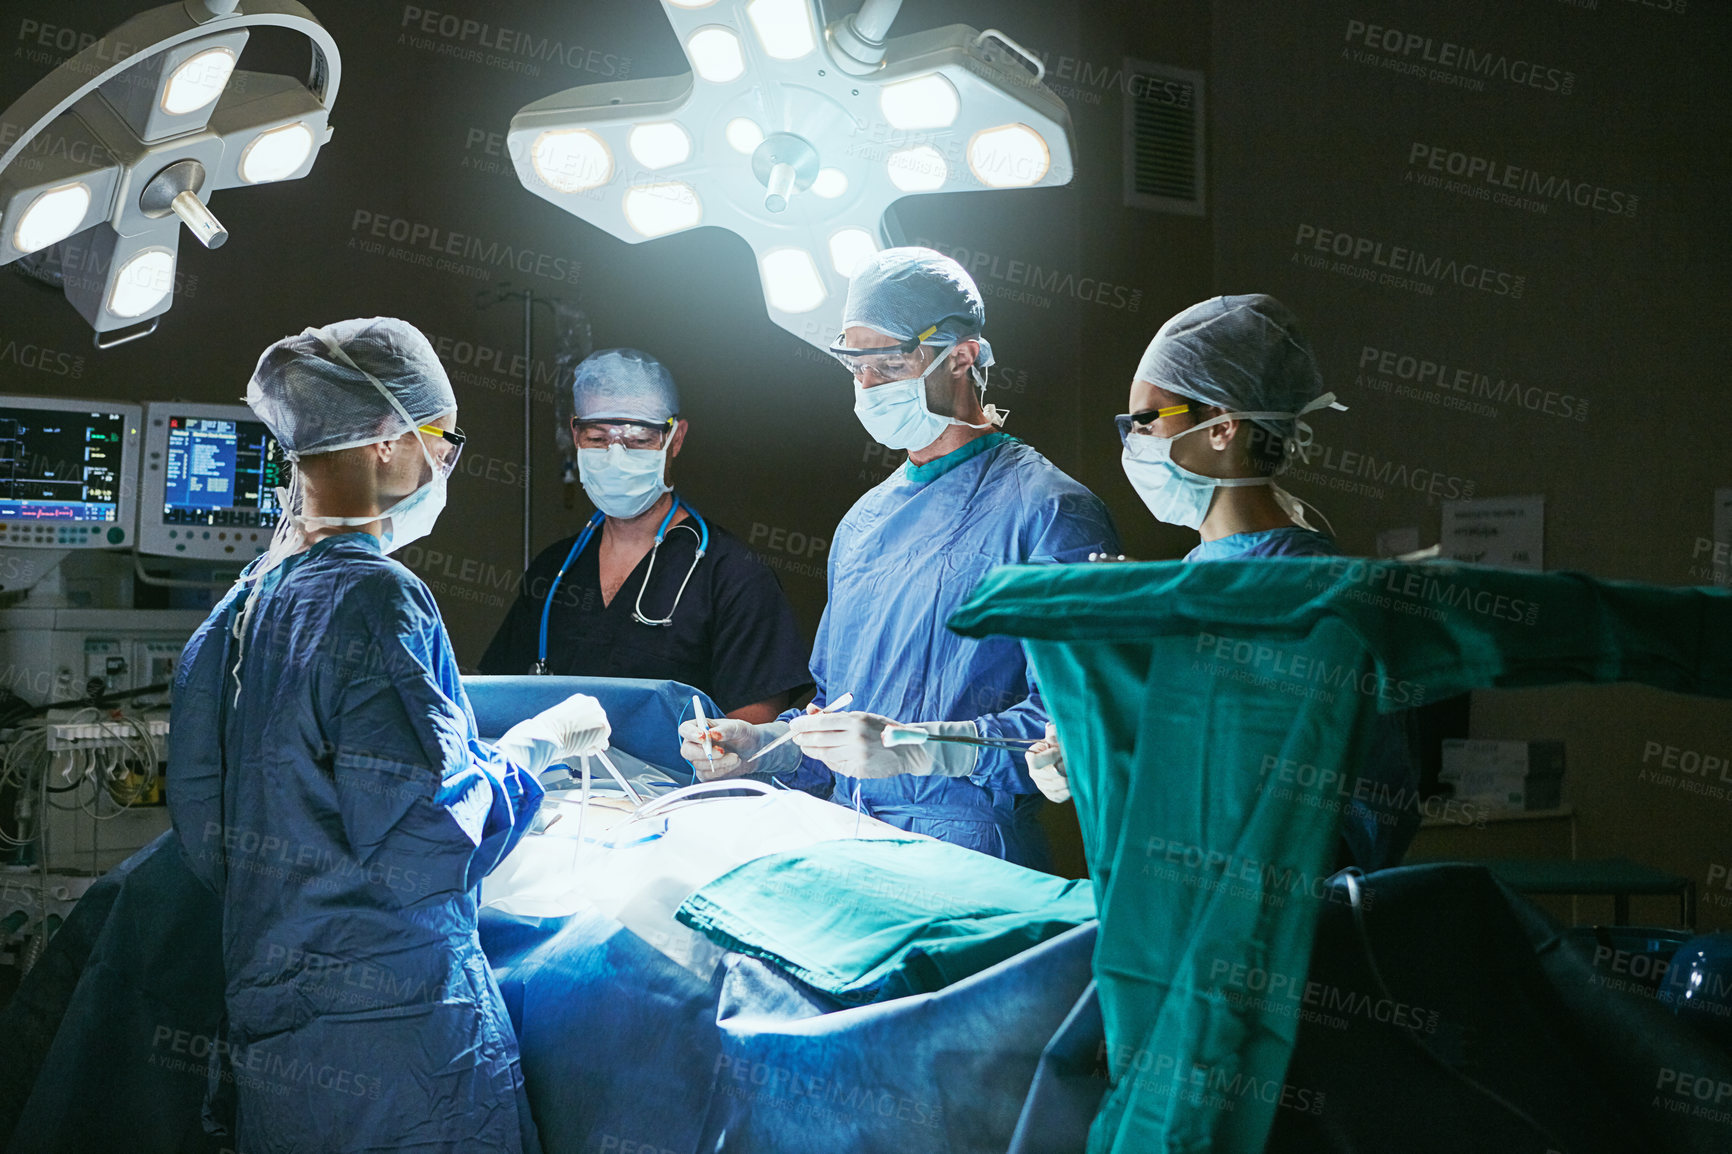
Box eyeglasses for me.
[828,323,941,382]
[416,424,466,475]
[572,418,674,451]
[1112,404,1190,445]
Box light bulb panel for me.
[508,6,1075,349]
[96,30,251,145]
[0,0,342,339]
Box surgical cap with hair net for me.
[842,246,994,368]
[246,317,456,458]
[570,348,680,423]
[1134,294,1327,447]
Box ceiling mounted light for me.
[533,129,613,192]
[162,48,237,115]
[968,123,1051,188]
[623,181,703,237]
[887,145,947,192]
[827,227,877,278]
[745,0,817,61]
[507,4,1074,347]
[761,247,826,312]
[811,167,848,199]
[687,27,746,83]
[879,74,960,131]
[108,248,177,318]
[725,117,765,155]
[629,122,693,170]
[0,0,341,346]
[239,122,315,184]
[12,183,92,254]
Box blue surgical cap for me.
[246,317,455,456]
[571,348,680,422]
[841,246,994,367]
[1134,294,1325,442]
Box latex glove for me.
[1025,723,1070,803]
[789,712,978,779]
[495,693,610,775]
[677,718,797,780]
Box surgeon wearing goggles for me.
[481,348,811,722]
[166,317,617,1153]
[1024,294,1419,871]
[680,248,1119,867]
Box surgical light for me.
[0,0,341,344]
[827,227,877,278]
[688,28,746,83]
[13,183,91,254]
[760,247,826,313]
[534,129,612,192]
[162,48,236,115]
[879,74,960,131]
[812,167,847,198]
[239,122,315,183]
[629,122,693,170]
[887,145,946,192]
[108,249,176,318]
[623,182,703,236]
[725,118,765,155]
[507,3,1075,348]
[745,0,817,61]
[968,123,1050,188]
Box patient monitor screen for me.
[162,415,285,529]
[0,405,127,521]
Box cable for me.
[1335,871,1572,1152]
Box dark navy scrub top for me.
[479,514,812,713]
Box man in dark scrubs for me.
[480,348,810,721]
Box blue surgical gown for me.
[166,533,544,1154]
[781,434,1119,866]
[1183,523,1420,868]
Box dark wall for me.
[0,0,1213,666]
[1209,0,1732,928]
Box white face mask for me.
[1121,426,1271,529]
[1120,396,1341,530]
[577,443,670,519]
[852,345,993,451]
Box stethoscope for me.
[532,494,709,674]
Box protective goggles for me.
[828,323,945,381]
[416,424,466,475]
[1113,404,1192,445]
[572,417,675,450]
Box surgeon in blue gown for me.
[1023,294,1421,870]
[168,319,608,1154]
[680,249,1119,867]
